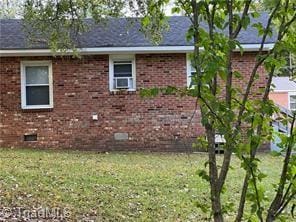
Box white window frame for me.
[286,53,296,76]
[21,60,53,109]
[186,54,199,88]
[109,55,136,91]
[288,92,296,111]
[186,54,193,87]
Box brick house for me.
[269,77,296,111]
[0,16,276,151]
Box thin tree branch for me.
[275,191,296,218]
[235,1,281,130]
[279,174,296,209]
[199,93,225,128]
[216,0,235,193]
[248,158,264,222]
[235,60,277,221]
[233,0,252,38]
[267,113,296,221]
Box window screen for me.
[114,62,132,77]
[25,66,50,106]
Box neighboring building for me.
[269,56,295,152]
[269,77,296,111]
[271,105,293,152]
[0,15,276,151]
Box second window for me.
[109,55,136,91]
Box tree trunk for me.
[206,126,224,222]
[266,114,296,221]
[211,190,223,222]
[266,213,276,222]
[235,172,250,222]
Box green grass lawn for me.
[0,148,291,221]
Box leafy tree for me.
[0,0,23,18]
[142,1,296,220]
[7,0,296,221]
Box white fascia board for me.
[0,44,275,57]
[0,46,192,56]
[238,43,275,51]
[272,89,296,93]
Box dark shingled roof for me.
[0,14,276,50]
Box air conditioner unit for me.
[115,77,129,89]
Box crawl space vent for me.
[24,134,37,142]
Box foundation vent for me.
[24,134,37,142]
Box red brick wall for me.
[232,52,267,98]
[0,53,267,151]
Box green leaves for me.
[171,6,181,15]
[196,200,209,214]
[139,0,170,45]
[22,0,172,53]
[252,22,265,36]
[197,169,210,182]
[241,15,251,30]
[139,87,160,98]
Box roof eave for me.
[0,43,275,57]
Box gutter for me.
[0,43,275,57]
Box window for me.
[109,55,136,91]
[187,62,196,87]
[21,61,53,109]
[187,56,195,87]
[289,93,296,110]
[186,55,202,88]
